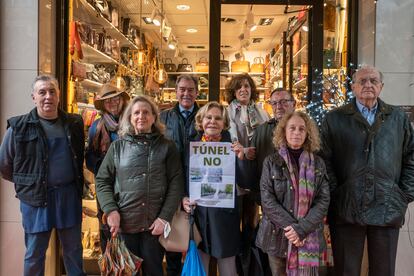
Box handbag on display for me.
[164,58,177,72]
[72,61,87,80]
[220,52,229,72]
[177,58,193,72]
[195,57,209,73]
[231,54,250,73]
[159,208,202,252]
[250,57,265,73]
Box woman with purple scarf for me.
[256,111,330,276]
[85,83,130,251]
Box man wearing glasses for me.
[320,65,414,276]
[250,88,296,182]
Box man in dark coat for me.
[251,88,296,186]
[320,65,414,276]
[0,75,85,276]
[160,74,199,276]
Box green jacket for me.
[96,132,184,233]
[320,98,414,227]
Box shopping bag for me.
[159,208,202,252]
[182,208,206,276]
[98,235,143,276]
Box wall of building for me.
[0,1,38,275]
[359,1,414,275]
[376,1,414,275]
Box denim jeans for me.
[24,224,85,276]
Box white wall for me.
[358,1,414,275]
[0,1,38,275]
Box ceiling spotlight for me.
[186,28,198,33]
[246,6,257,32]
[168,37,177,50]
[176,4,190,11]
[150,8,162,26]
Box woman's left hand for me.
[149,217,167,236]
[231,141,245,160]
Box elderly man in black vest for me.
[0,75,85,276]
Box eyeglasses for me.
[267,99,293,106]
[355,78,382,86]
[104,96,121,104]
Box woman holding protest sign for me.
[256,111,330,276]
[182,101,244,276]
[95,96,184,276]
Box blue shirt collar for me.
[355,100,378,114]
[179,105,195,114]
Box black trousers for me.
[330,224,399,276]
[165,251,183,276]
[121,231,165,276]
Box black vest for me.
[7,108,85,206]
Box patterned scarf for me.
[228,100,268,142]
[201,133,222,142]
[92,113,119,154]
[278,146,320,276]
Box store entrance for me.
[219,4,311,111]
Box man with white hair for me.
[320,65,414,276]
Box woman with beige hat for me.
[85,83,130,251]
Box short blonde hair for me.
[273,111,320,152]
[195,101,230,131]
[118,95,165,137]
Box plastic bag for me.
[98,235,143,276]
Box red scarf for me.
[201,134,221,142]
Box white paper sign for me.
[189,142,235,208]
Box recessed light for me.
[186,28,198,33]
[143,17,153,24]
[187,45,205,49]
[258,18,274,26]
[221,17,237,24]
[176,4,190,11]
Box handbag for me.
[251,57,265,73]
[159,208,202,252]
[231,55,250,73]
[220,52,229,72]
[164,58,177,72]
[177,58,193,72]
[72,61,87,79]
[195,57,209,72]
[236,159,259,191]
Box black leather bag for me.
[220,52,229,72]
[164,58,177,72]
[236,159,259,191]
[177,58,193,72]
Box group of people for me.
[0,64,413,276]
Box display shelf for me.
[81,79,103,87]
[293,78,307,87]
[76,0,138,49]
[293,44,308,59]
[81,43,119,64]
[166,72,209,75]
[220,72,265,76]
[77,102,96,109]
